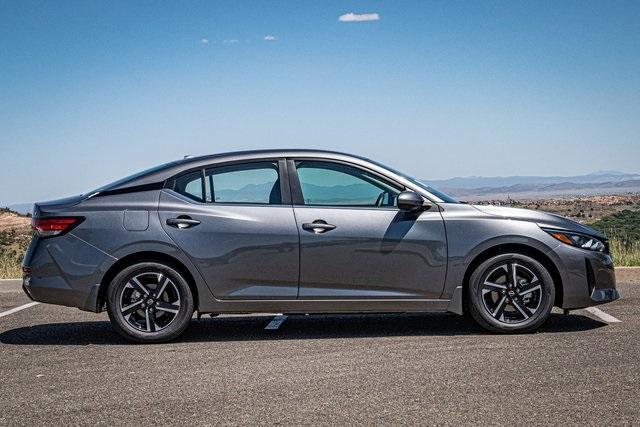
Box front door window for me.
[295,161,401,208]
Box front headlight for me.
[542,228,607,252]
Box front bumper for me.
[552,244,620,309]
[590,287,620,304]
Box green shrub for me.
[589,210,640,266]
[590,209,640,243]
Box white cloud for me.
[264,35,277,41]
[223,39,239,44]
[338,12,380,22]
[200,38,209,44]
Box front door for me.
[289,159,447,299]
[159,160,299,299]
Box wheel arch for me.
[461,243,564,310]
[98,251,200,311]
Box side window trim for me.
[287,158,405,208]
[286,159,303,205]
[278,159,293,205]
[167,158,291,206]
[207,172,214,203]
[200,169,207,202]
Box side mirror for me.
[397,191,427,212]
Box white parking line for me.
[264,314,287,330]
[0,302,39,318]
[584,307,621,323]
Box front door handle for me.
[166,217,201,229]
[302,220,336,234]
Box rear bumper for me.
[22,274,101,312]
[21,233,114,312]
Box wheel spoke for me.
[492,296,508,319]
[483,281,507,292]
[156,301,180,314]
[519,282,541,296]
[506,262,518,287]
[512,299,533,319]
[145,309,156,332]
[130,277,150,295]
[156,274,170,297]
[121,300,143,316]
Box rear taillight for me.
[32,217,83,238]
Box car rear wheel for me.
[467,253,555,333]
[106,262,194,343]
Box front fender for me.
[441,213,561,300]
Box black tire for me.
[467,253,555,333]
[106,262,194,343]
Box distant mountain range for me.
[424,171,640,200]
[425,171,640,189]
[5,171,640,214]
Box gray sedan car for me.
[22,150,619,342]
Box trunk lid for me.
[33,194,86,217]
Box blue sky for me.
[1,1,639,205]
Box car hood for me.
[472,205,606,239]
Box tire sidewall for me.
[107,262,194,343]
[468,253,555,333]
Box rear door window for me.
[172,161,284,204]
[205,162,281,204]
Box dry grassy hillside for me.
[0,211,31,231]
[0,209,31,278]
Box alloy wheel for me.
[119,272,181,333]
[481,262,543,324]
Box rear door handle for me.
[166,217,201,229]
[302,220,336,234]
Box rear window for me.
[174,171,204,202]
[93,161,179,193]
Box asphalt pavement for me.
[0,275,638,425]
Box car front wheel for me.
[106,262,194,343]
[467,253,555,333]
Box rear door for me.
[288,159,447,299]
[159,159,300,299]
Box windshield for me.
[92,161,179,193]
[407,179,460,203]
[366,158,460,203]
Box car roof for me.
[98,149,380,192]
[177,149,369,165]
[93,148,450,203]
